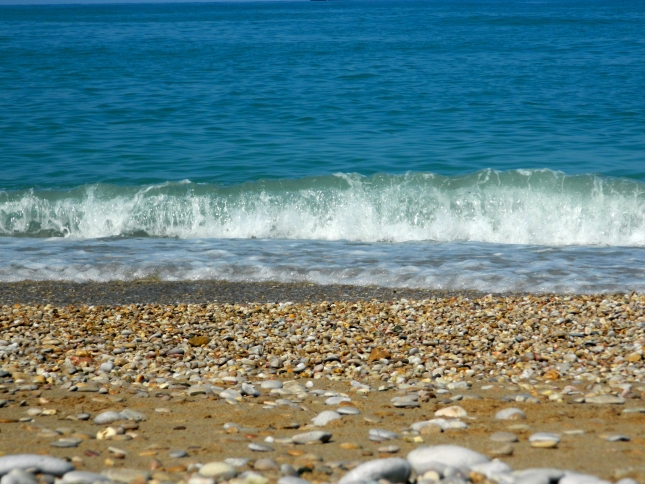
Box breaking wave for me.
[2,169,645,247]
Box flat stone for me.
[312,411,341,426]
[248,443,274,452]
[585,395,626,405]
[325,396,351,406]
[50,439,81,448]
[261,380,283,389]
[514,468,565,484]
[407,445,489,474]
[490,432,519,443]
[495,408,526,420]
[61,471,110,484]
[378,445,400,454]
[169,450,188,458]
[101,469,151,484]
[187,386,211,396]
[369,429,399,442]
[0,455,75,476]
[434,406,467,418]
[622,407,645,414]
[337,407,360,415]
[392,397,420,408]
[339,457,411,484]
[93,411,125,425]
[529,433,560,448]
[291,431,332,445]
[199,462,237,480]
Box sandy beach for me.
[1,285,645,484]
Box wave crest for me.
[2,169,645,246]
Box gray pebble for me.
[0,455,75,476]
[261,380,283,389]
[169,450,188,458]
[337,407,360,415]
[0,470,38,484]
[312,411,341,426]
[280,464,299,477]
[248,443,274,452]
[93,411,125,425]
[368,429,399,442]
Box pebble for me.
[325,396,351,405]
[248,443,274,452]
[585,395,626,405]
[369,429,399,442]
[291,431,332,444]
[169,450,188,458]
[0,455,75,476]
[0,470,38,484]
[199,462,238,480]
[253,459,279,471]
[435,406,467,418]
[495,408,526,420]
[101,469,151,484]
[338,457,412,484]
[312,411,342,426]
[93,411,125,425]
[61,471,110,484]
[529,433,561,448]
[225,459,250,468]
[407,445,489,474]
[337,407,360,415]
[490,432,519,443]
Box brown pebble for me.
[339,443,361,450]
[149,459,164,471]
[166,465,187,473]
[287,449,306,457]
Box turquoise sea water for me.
[1,1,645,292]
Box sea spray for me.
[2,170,645,247]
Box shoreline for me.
[0,281,489,306]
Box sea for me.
[1,0,645,293]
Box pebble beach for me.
[2,286,645,484]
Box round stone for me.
[312,411,341,426]
[495,408,526,420]
[529,432,560,448]
[199,462,237,480]
[337,407,360,415]
[434,406,467,418]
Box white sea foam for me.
[0,237,644,293]
[2,169,645,246]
